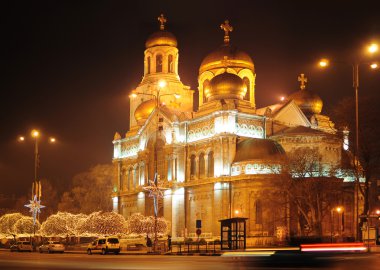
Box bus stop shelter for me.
[219,217,248,250]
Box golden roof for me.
[234,138,285,163]
[145,30,178,48]
[206,72,246,101]
[145,14,177,48]
[287,90,323,115]
[134,99,156,124]
[287,74,323,115]
[199,44,254,74]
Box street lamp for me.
[318,43,378,240]
[19,129,55,250]
[330,206,344,243]
[131,80,179,252]
[19,129,56,210]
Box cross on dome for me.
[298,73,308,90]
[220,20,233,44]
[158,14,167,30]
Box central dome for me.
[199,44,254,74]
[206,72,246,101]
[145,30,177,48]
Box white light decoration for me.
[24,195,45,225]
[164,189,172,196]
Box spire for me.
[298,73,308,90]
[158,14,167,30]
[220,20,233,44]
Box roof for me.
[233,138,285,163]
[273,125,327,136]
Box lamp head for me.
[368,43,378,54]
[370,62,378,69]
[158,80,167,89]
[31,129,40,138]
[319,59,329,68]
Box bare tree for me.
[329,95,380,237]
[280,148,342,237]
[58,164,113,214]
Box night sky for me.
[1,0,379,197]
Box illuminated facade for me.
[112,16,356,242]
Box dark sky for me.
[1,0,379,197]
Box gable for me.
[273,100,311,127]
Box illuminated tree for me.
[78,211,126,236]
[126,213,169,236]
[13,216,40,234]
[39,212,87,237]
[0,213,24,235]
[125,213,146,235]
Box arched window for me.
[255,199,262,225]
[207,151,214,177]
[199,153,205,177]
[168,55,174,73]
[203,80,210,103]
[147,56,151,74]
[156,54,163,73]
[190,154,196,178]
[243,77,250,101]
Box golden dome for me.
[134,99,156,124]
[206,72,246,101]
[145,30,178,48]
[287,89,323,115]
[199,44,254,74]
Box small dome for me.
[234,138,285,163]
[287,89,323,115]
[145,30,178,48]
[134,99,156,124]
[199,44,254,74]
[206,72,246,101]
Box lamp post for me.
[19,130,56,203]
[131,80,179,252]
[19,129,55,250]
[319,43,378,240]
[330,206,343,243]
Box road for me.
[0,250,379,270]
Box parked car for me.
[38,241,65,253]
[87,237,120,255]
[10,241,33,252]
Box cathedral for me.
[112,15,357,243]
